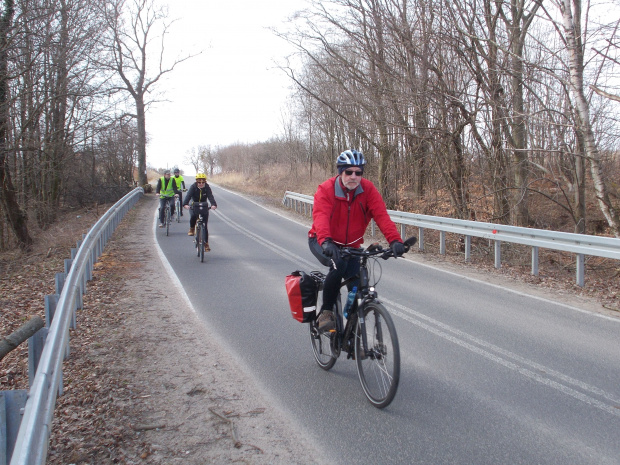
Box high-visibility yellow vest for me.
[174,175,184,189]
[159,177,175,198]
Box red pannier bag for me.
[285,270,319,323]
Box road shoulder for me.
[48,195,327,464]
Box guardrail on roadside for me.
[282,190,620,287]
[6,187,143,465]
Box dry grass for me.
[212,165,333,200]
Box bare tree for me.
[185,146,200,173]
[552,0,620,236]
[100,0,197,186]
[198,144,218,176]
[0,0,32,248]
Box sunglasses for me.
[343,169,363,176]
[197,180,206,184]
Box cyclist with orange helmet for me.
[183,173,217,251]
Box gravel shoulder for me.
[45,195,328,464]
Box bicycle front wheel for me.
[195,223,201,257]
[176,199,181,222]
[165,207,170,236]
[355,302,400,408]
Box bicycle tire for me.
[309,319,337,370]
[176,199,181,222]
[195,223,201,257]
[165,206,170,236]
[200,223,205,262]
[355,302,400,408]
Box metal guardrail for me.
[282,190,620,287]
[8,187,143,465]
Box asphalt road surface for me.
[155,184,620,465]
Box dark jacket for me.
[308,176,400,248]
[183,182,217,208]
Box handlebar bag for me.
[285,270,318,323]
[192,201,209,215]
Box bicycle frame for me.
[316,236,418,357]
[329,252,377,358]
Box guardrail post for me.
[532,246,539,276]
[495,241,501,268]
[46,291,71,361]
[465,236,471,262]
[440,231,446,255]
[54,273,65,295]
[371,219,376,237]
[28,329,48,388]
[0,390,27,465]
[418,228,424,251]
[400,224,406,240]
[576,254,585,287]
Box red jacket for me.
[308,176,402,247]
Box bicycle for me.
[175,196,182,223]
[308,236,417,408]
[192,201,210,262]
[159,197,173,236]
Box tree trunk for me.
[137,97,147,186]
[0,315,44,361]
[560,0,620,237]
[574,128,587,233]
[0,0,33,248]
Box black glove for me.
[390,241,405,257]
[322,239,340,261]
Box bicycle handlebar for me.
[341,236,417,260]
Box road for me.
[155,183,620,465]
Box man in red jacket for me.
[308,149,405,331]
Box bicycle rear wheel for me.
[355,302,400,408]
[309,320,337,370]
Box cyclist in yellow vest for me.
[173,167,187,216]
[155,169,180,228]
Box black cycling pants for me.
[309,237,360,311]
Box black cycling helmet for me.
[173,167,180,174]
[163,169,171,175]
[337,149,365,167]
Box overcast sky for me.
[146,0,307,172]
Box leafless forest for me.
[2,0,620,253]
[0,0,190,251]
[205,0,620,237]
